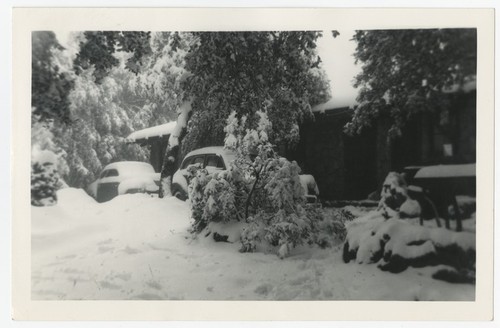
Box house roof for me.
[127,121,177,142]
[312,78,476,114]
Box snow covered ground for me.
[31,188,474,301]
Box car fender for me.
[87,180,98,198]
[172,169,189,195]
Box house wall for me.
[134,136,169,172]
[289,91,476,201]
[133,91,475,200]
[391,91,476,171]
[149,138,168,172]
[287,108,378,201]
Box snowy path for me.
[31,189,474,301]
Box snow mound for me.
[343,212,475,282]
[32,189,474,301]
[57,187,97,207]
[117,177,158,195]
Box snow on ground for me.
[32,188,474,301]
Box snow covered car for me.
[88,161,160,203]
[171,146,236,200]
[171,146,320,203]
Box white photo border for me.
[11,7,495,321]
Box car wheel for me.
[171,183,187,201]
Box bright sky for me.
[316,30,361,110]
[55,30,361,109]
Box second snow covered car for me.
[171,146,320,203]
[88,161,161,203]
[171,147,236,201]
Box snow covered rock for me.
[343,212,475,283]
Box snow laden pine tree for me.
[188,110,329,258]
[31,31,73,205]
[31,117,68,206]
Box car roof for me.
[185,146,235,158]
[103,161,154,171]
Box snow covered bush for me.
[239,157,313,257]
[342,212,475,283]
[187,165,243,233]
[31,151,60,206]
[313,208,356,248]
[379,172,408,212]
[187,110,341,257]
[31,117,68,206]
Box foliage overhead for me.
[48,32,189,188]
[32,31,74,124]
[73,31,152,82]
[39,30,332,191]
[131,32,191,124]
[181,31,331,153]
[62,65,153,188]
[346,28,477,138]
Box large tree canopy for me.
[70,31,332,195]
[346,28,477,138]
[73,31,152,82]
[32,31,74,123]
[181,31,331,153]
[72,31,331,151]
[61,32,188,187]
[131,32,191,124]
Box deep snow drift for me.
[31,188,474,300]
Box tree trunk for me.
[376,117,393,186]
[159,145,179,198]
[245,164,265,220]
[158,100,192,198]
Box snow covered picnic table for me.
[31,188,474,301]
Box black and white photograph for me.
[10,6,495,321]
